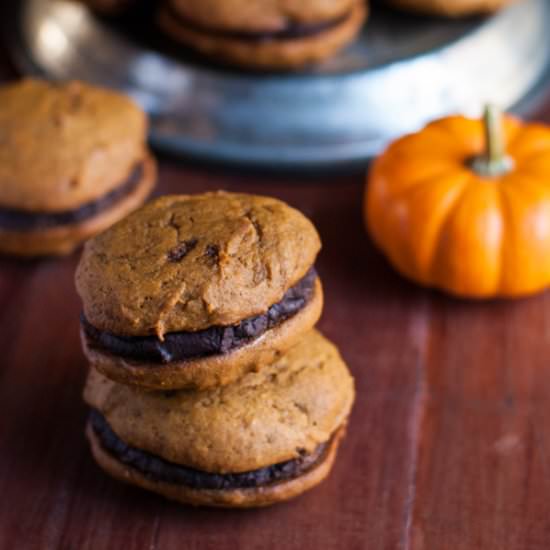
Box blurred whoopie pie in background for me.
[157,0,368,70]
[0,79,156,257]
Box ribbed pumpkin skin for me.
[365,115,550,299]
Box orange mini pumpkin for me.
[365,107,550,299]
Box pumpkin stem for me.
[470,104,513,177]
[485,104,505,165]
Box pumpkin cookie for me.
[0,79,156,257]
[386,0,514,17]
[157,0,367,70]
[76,192,323,390]
[84,329,355,507]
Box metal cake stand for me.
[7,0,550,168]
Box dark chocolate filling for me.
[82,267,317,364]
[0,162,144,232]
[90,409,329,490]
[166,2,350,43]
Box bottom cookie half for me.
[86,418,346,508]
[82,277,323,391]
[0,155,156,257]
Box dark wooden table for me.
[1,45,550,550]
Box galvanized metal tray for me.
[7,0,550,168]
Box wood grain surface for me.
[1,40,550,550]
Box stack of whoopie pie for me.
[76,192,355,507]
[0,79,156,257]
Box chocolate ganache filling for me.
[166,2,350,43]
[82,267,317,364]
[0,162,144,232]
[90,409,329,490]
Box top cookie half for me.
[77,192,321,335]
